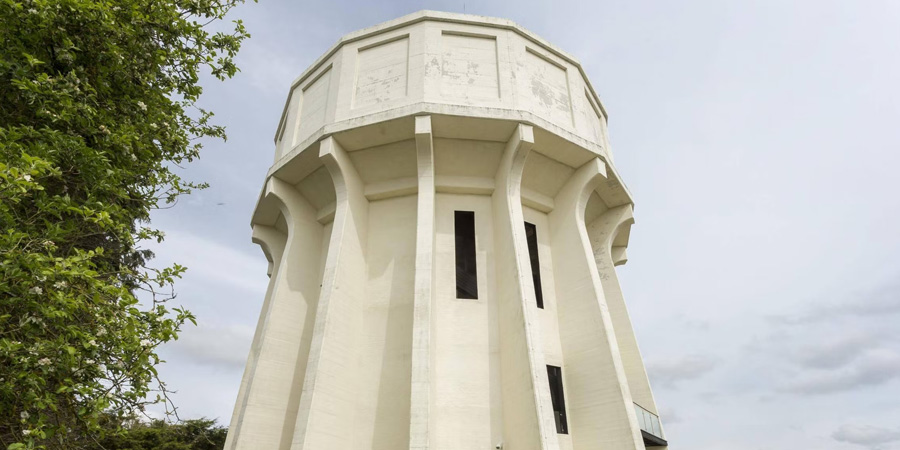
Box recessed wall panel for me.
[295,68,332,146]
[277,86,302,157]
[353,37,409,109]
[440,33,500,101]
[584,91,604,144]
[524,49,573,128]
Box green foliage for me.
[0,0,249,448]
[93,417,227,450]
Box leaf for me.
[0,0,251,445]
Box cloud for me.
[793,332,881,370]
[646,355,718,388]
[658,407,681,425]
[783,349,900,395]
[170,323,254,369]
[133,1,900,446]
[148,230,269,295]
[770,279,900,325]
[832,424,900,449]
[237,42,304,97]
[747,278,900,398]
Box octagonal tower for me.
[225,11,667,450]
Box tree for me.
[0,0,250,448]
[93,417,227,450]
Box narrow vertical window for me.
[455,211,478,299]
[547,365,568,434]
[524,222,544,308]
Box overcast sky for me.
[145,1,900,449]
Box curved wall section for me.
[226,179,329,450]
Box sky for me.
[145,1,900,449]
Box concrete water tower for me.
[225,11,667,450]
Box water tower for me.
[225,11,667,450]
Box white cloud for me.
[793,332,883,370]
[646,355,717,389]
[784,349,900,395]
[141,1,900,446]
[832,424,900,449]
[237,42,304,97]
[770,280,900,325]
[149,230,269,295]
[170,323,254,369]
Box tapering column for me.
[227,178,325,450]
[410,116,436,449]
[588,205,665,444]
[492,124,559,450]
[547,159,643,449]
[224,224,285,450]
[291,137,369,450]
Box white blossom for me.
[23,174,32,182]
[37,358,51,366]
[20,411,29,420]
[85,359,95,365]
[29,286,42,295]
[137,101,147,111]
[23,429,32,436]
[140,339,152,347]
[88,340,97,346]
[97,328,107,336]
[53,281,67,289]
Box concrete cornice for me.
[272,103,605,175]
[253,108,635,228]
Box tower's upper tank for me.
[273,11,613,165]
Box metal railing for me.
[634,403,663,439]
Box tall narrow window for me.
[547,365,568,434]
[455,211,478,299]
[524,222,544,308]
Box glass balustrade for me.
[634,402,666,446]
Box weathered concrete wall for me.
[432,193,501,449]
[354,195,416,450]
[225,180,326,450]
[273,11,612,166]
[228,11,666,450]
